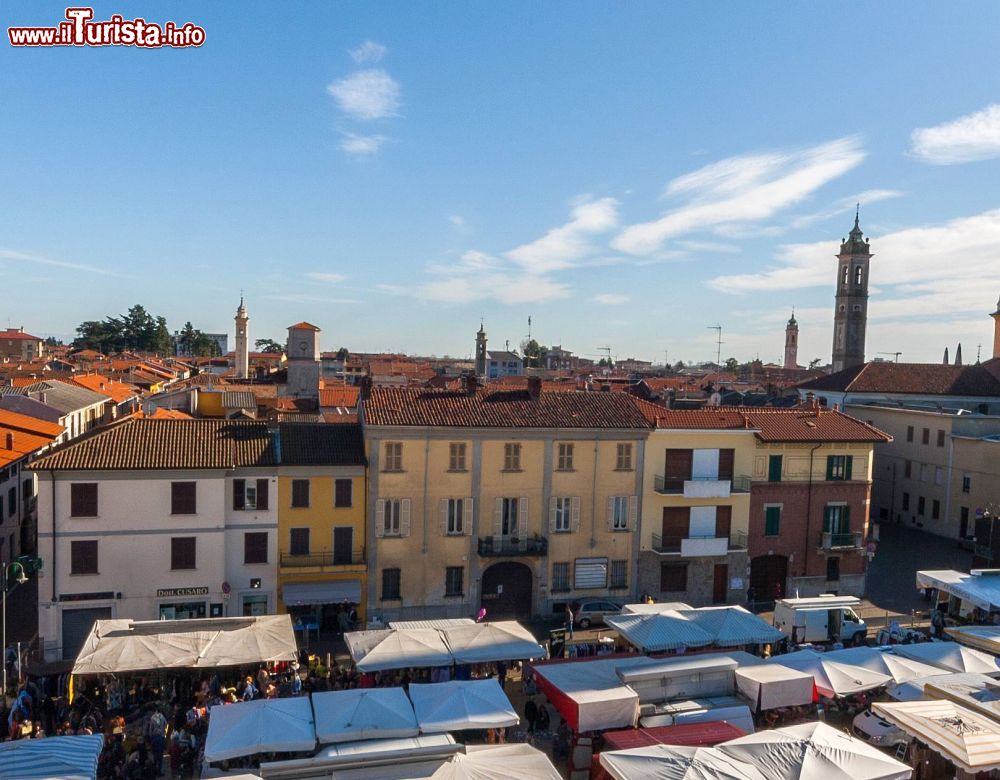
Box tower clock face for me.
[298,341,308,352]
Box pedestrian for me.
[553,718,571,761]
[524,697,538,734]
[144,704,167,777]
[536,701,550,733]
[565,603,575,639]
[931,609,945,638]
[746,586,756,611]
[496,661,507,689]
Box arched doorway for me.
[750,554,788,607]
[481,562,533,620]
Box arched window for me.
[842,266,849,286]
[854,266,863,286]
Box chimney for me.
[527,375,542,400]
[464,373,479,396]
[5,432,12,450]
[359,376,373,400]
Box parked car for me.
[852,709,909,748]
[574,600,622,629]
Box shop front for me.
[280,578,364,640]
[155,586,223,620]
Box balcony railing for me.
[478,536,548,557]
[819,531,864,550]
[280,549,365,568]
[653,475,751,495]
[652,530,747,555]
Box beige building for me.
[362,379,650,622]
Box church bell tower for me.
[831,209,872,373]
[784,310,799,370]
[235,296,249,380]
[475,322,488,379]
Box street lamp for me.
[2,561,29,695]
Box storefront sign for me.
[156,586,209,598]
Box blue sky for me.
[3,2,1000,365]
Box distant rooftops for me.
[799,360,1000,397]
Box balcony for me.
[477,536,548,557]
[654,475,751,497]
[652,531,748,556]
[280,549,365,569]
[818,532,864,551]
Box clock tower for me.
[831,209,872,373]
[285,321,321,399]
[234,296,250,380]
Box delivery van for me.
[773,595,867,644]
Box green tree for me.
[808,358,822,370]
[191,332,221,357]
[673,360,686,371]
[255,338,284,354]
[521,339,547,368]
[724,357,739,372]
[177,321,198,355]
[335,347,349,360]
[73,319,123,354]
[43,336,63,347]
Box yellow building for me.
[362,380,651,622]
[275,424,369,628]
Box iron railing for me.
[477,536,548,557]
[819,531,864,550]
[279,549,365,567]
[653,475,751,494]
[651,530,747,553]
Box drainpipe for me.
[422,429,431,554]
[590,441,599,548]
[50,470,57,603]
[803,444,822,583]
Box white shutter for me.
[629,495,638,531]
[440,499,449,536]
[607,496,615,531]
[400,498,411,537]
[518,496,529,540]
[571,496,581,533]
[493,498,503,545]
[374,499,385,538]
[463,497,474,535]
[549,497,558,534]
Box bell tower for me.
[475,322,488,379]
[234,296,249,380]
[784,310,799,369]
[831,208,872,373]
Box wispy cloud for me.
[506,197,620,273]
[379,273,570,305]
[327,69,400,121]
[305,272,346,284]
[448,215,466,227]
[911,104,1000,164]
[0,248,119,276]
[612,137,865,255]
[265,293,360,304]
[594,293,629,305]
[339,133,390,156]
[350,40,387,64]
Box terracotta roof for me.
[0,329,42,341]
[29,419,365,471]
[0,409,64,438]
[288,321,321,331]
[646,405,891,442]
[146,408,194,420]
[364,386,652,429]
[319,386,360,408]
[799,360,1000,397]
[322,412,360,424]
[69,374,140,404]
[0,426,60,468]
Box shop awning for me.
[205,698,316,763]
[409,679,519,733]
[282,580,361,606]
[0,734,104,780]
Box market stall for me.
[600,744,766,780]
[946,625,1000,655]
[345,628,454,671]
[204,697,316,763]
[428,744,561,780]
[891,641,1000,677]
[735,664,816,711]
[824,646,949,686]
[311,688,419,744]
[0,734,104,780]
[441,621,546,664]
[409,679,519,733]
[763,649,891,698]
[604,611,714,652]
[677,606,786,647]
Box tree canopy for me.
[72,304,212,356]
[255,338,284,354]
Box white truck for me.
[773,595,868,645]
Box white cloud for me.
[0,248,118,276]
[380,273,570,305]
[506,197,620,273]
[612,137,865,255]
[594,293,629,305]
[911,104,1000,164]
[350,40,387,64]
[327,69,400,120]
[265,293,359,304]
[339,133,389,155]
[305,272,346,283]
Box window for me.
[768,455,783,482]
[616,443,633,471]
[920,464,928,482]
[922,428,930,445]
[171,482,197,515]
[233,478,269,511]
[610,560,628,589]
[932,499,941,520]
[826,455,852,481]
[902,492,910,511]
[823,504,849,534]
[552,562,570,592]
[334,479,353,508]
[574,557,608,589]
[841,265,849,286]
[445,566,464,597]
[503,443,522,471]
[917,496,926,516]
[963,473,972,493]
[290,528,310,555]
[70,540,98,574]
[557,443,574,471]
[449,442,467,471]
[553,497,572,533]
[291,479,310,508]
[382,568,401,600]
[610,496,630,531]
[935,467,944,486]
[244,532,268,564]
[660,563,688,592]
[826,556,841,582]
[70,483,98,517]
[854,265,863,286]
[384,442,403,472]
[764,505,781,536]
[446,498,465,535]
[382,499,403,536]
[937,430,945,447]
[171,537,196,570]
[904,460,912,479]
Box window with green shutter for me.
[826,455,849,481]
[768,455,782,482]
[764,506,781,536]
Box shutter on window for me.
[845,456,853,481]
[233,479,245,510]
[607,496,615,531]
[822,506,831,533]
[718,449,735,481]
[571,496,581,533]
[375,499,385,538]
[463,498,473,535]
[440,499,449,536]
[400,499,411,537]
[843,504,851,531]
[825,457,834,480]
[518,497,528,539]
[256,479,269,510]
[549,497,558,533]
[629,495,638,531]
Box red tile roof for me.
[0,329,42,341]
[70,374,140,404]
[646,405,891,442]
[799,360,1000,397]
[0,409,64,467]
[288,321,321,331]
[364,386,652,429]
[319,386,360,408]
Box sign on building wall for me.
[156,586,209,598]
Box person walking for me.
[524,697,538,734]
[144,704,167,777]
[565,603,575,639]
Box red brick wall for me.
[748,481,871,578]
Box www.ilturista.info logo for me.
[8,7,205,48]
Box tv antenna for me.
[877,351,902,363]
[707,325,723,368]
[597,345,613,367]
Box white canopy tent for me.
[891,641,1000,677]
[735,664,815,711]
[764,650,891,698]
[824,646,949,686]
[410,679,519,733]
[605,611,714,652]
[428,744,561,780]
[72,615,297,675]
[947,625,1000,655]
[917,569,1000,612]
[346,628,454,671]
[600,744,767,780]
[204,698,316,763]
[677,607,786,647]
[390,619,475,630]
[441,621,546,664]
[873,699,1000,774]
[623,602,693,614]
[718,721,912,780]
[312,688,419,744]
[0,733,104,780]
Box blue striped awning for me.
[0,733,104,780]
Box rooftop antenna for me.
[597,345,612,368]
[877,351,902,363]
[707,325,723,368]
[527,315,532,341]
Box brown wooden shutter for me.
[171,482,196,515]
[718,449,735,480]
[71,540,98,574]
[664,450,693,490]
[661,507,690,549]
[244,532,268,564]
[71,483,98,517]
[290,528,310,555]
[335,479,353,508]
[715,505,732,539]
[233,479,246,510]
[171,537,196,570]
[256,479,269,510]
[292,480,309,508]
